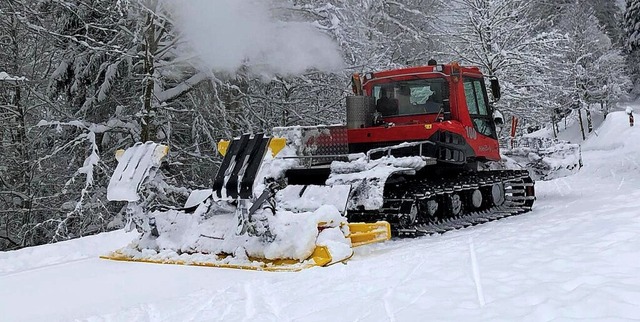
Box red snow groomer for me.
[228,61,536,235]
[104,61,535,271]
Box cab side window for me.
[463,78,495,138]
[463,81,479,115]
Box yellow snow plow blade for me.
[348,221,392,247]
[101,221,389,272]
[100,245,341,272]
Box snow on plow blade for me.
[102,134,391,272]
[100,221,390,272]
[100,244,338,272]
[107,142,169,202]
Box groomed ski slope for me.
[1,110,640,322]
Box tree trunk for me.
[578,107,586,140]
[586,109,593,133]
[141,11,157,142]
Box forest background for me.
[1,0,639,250]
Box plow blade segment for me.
[100,245,336,272]
[276,185,351,213]
[240,136,270,199]
[348,221,391,247]
[107,142,169,201]
[213,135,247,198]
[225,134,253,199]
[213,134,270,200]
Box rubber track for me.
[390,169,534,237]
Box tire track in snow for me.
[242,281,256,322]
[356,255,430,322]
[469,238,485,307]
[0,257,94,278]
[180,289,225,322]
[382,288,396,322]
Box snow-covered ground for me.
[527,108,606,144]
[2,111,640,322]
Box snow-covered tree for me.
[556,1,631,138]
[290,0,444,71]
[529,0,623,43]
[624,0,640,94]
[0,0,214,249]
[443,0,566,127]
[588,0,624,44]
[591,50,633,118]
[2,0,632,251]
[0,0,61,249]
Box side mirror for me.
[489,77,501,101]
[493,109,504,125]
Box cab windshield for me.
[373,78,445,117]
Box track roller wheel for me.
[448,193,463,216]
[470,189,483,209]
[425,199,438,216]
[491,183,505,206]
[399,201,418,227]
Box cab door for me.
[462,77,500,160]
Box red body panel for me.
[347,64,501,161]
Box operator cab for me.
[373,78,445,117]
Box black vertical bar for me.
[225,134,261,199]
[239,137,270,199]
[212,134,249,198]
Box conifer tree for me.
[624,0,640,94]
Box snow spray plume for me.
[166,0,344,77]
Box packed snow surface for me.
[2,112,640,321]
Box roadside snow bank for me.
[502,137,582,180]
[0,230,137,275]
[582,111,639,152]
[527,109,605,143]
[576,111,640,181]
